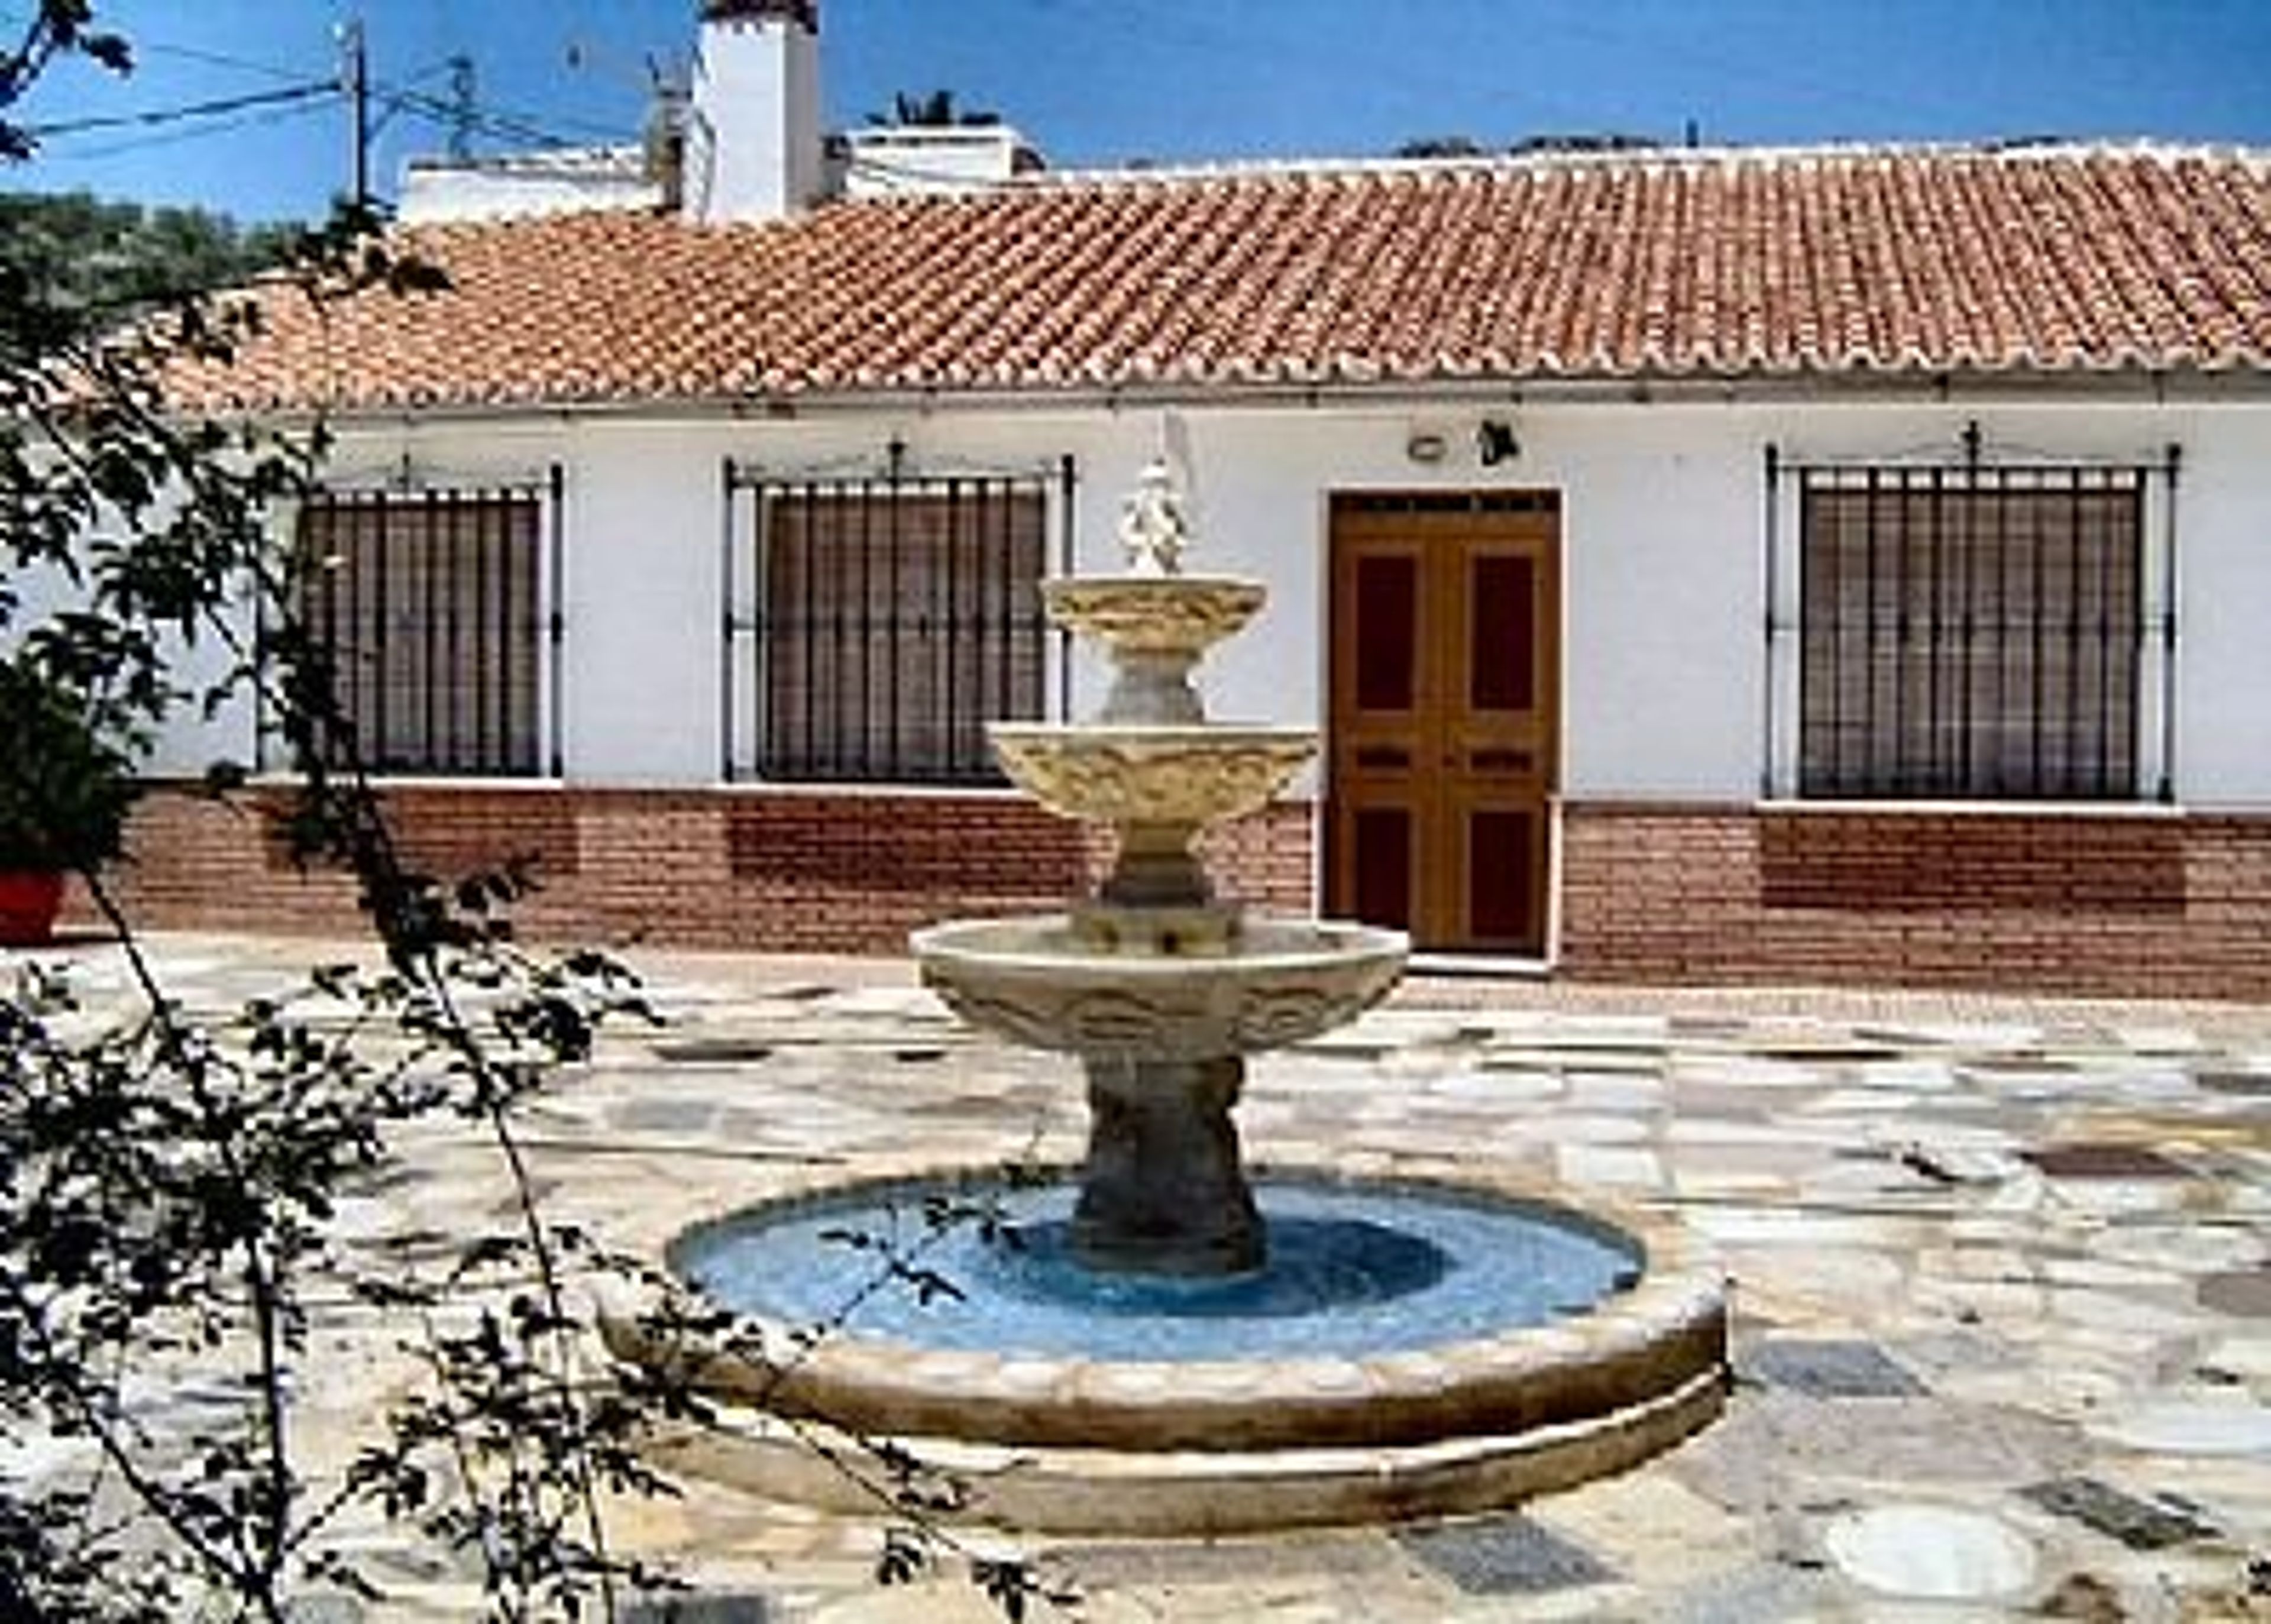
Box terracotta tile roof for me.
[180,144,2271,413]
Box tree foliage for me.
[1393,135,1488,159]
[0,6,1072,1619]
[874,88,1000,128]
[0,190,296,340]
[1393,131,1663,159]
[0,6,682,1616]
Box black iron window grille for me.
[1796,463,2152,800]
[292,484,549,777]
[727,461,1058,786]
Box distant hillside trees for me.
[1395,136,1490,159]
[0,189,293,339]
[1395,132,1664,160]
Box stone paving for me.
[9,932,2271,1620]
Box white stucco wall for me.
[558,423,725,782]
[142,390,2271,811]
[397,151,662,224]
[840,127,1035,196]
[2162,405,2271,808]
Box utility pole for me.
[446,54,475,161]
[338,16,369,206]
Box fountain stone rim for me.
[618,1160,1727,1458]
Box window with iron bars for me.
[1798,465,2148,800]
[292,487,545,776]
[742,471,1052,785]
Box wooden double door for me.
[1325,493,1561,955]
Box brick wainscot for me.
[72,787,2271,999]
[77,784,1315,956]
[1558,802,2271,1001]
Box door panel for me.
[1455,797,1545,949]
[1328,494,1560,955]
[1467,552,1538,712]
[1351,551,1422,713]
[1349,804,1417,932]
[1329,532,1432,936]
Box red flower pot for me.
[0,871,66,946]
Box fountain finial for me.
[1117,459,1191,577]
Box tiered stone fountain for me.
[914,461,1405,1278]
[645,464,1727,1534]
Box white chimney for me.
[686,0,820,223]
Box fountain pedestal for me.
[1073,1054,1262,1275]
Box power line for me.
[378,83,622,151]
[30,93,338,163]
[382,87,562,150]
[62,22,612,144]
[27,80,337,140]
[136,37,322,85]
[15,9,636,160]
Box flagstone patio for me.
[10,932,2269,1620]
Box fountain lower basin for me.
[616,1163,1727,1535]
[680,1172,1645,1366]
[911,914,1406,1060]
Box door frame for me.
[1321,489,1565,960]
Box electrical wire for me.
[22,20,629,154]
[376,83,627,151]
[135,36,323,85]
[26,80,338,140]
[30,92,338,163]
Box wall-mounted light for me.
[1405,430,1449,465]
[1477,420,1519,466]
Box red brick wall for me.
[86,785,2271,998]
[77,782,1317,953]
[1561,801,2271,999]
[1076,803,1317,911]
[1201,801,1316,911]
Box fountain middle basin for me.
[909,914,1408,1059]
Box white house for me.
[121,0,2271,998]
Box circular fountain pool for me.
[616,1163,1726,1534]
[675,1173,1642,1361]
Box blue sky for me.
[7,1,2271,224]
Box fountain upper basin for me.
[911,914,1408,1059]
[1042,574,1266,656]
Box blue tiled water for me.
[674,1175,1642,1362]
